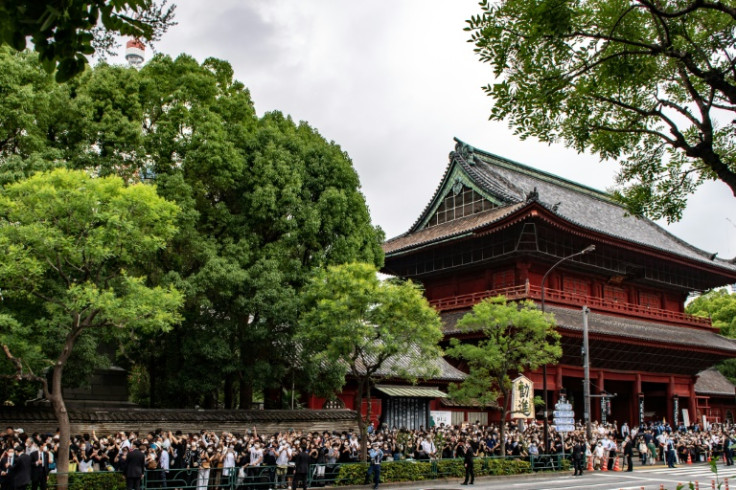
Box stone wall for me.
[0,407,358,436]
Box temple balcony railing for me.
[429,283,713,329]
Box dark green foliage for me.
[334,458,533,485]
[467,1,736,222]
[686,289,736,384]
[0,0,175,81]
[0,49,384,409]
[48,471,126,490]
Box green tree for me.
[687,288,736,382]
[0,168,182,487]
[467,0,736,222]
[298,262,444,461]
[0,0,175,81]
[0,48,384,409]
[445,297,561,454]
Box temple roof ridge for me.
[390,138,735,271]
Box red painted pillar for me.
[666,376,675,424]
[688,377,697,427]
[634,373,642,426]
[556,366,564,404]
[596,371,605,423]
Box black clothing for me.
[12,453,32,490]
[30,450,49,490]
[623,439,634,471]
[462,446,475,485]
[571,443,585,476]
[125,449,145,490]
[292,450,310,490]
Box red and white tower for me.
[125,39,146,67]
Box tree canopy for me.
[467,0,736,222]
[687,288,736,382]
[0,47,385,410]
[0,0,175,81]
[0,168,183,482]
[299,262,443,460]
[446,296,561,454]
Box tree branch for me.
[1,344,50,399]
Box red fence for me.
[430,284,712,329]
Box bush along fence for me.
[47,455,569,489]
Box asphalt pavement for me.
[361,462,736,490]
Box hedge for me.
[334,457,533,485]
[48,471,126,490]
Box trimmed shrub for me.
[48,471,127,490]
[334,457,531,486]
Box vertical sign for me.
[673,396,679,427]
[600,397,607,425]
[511,375,534,419]
[638,395,645,427]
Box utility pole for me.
[583,306,592,441]
[540,244,595,453]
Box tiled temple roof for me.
[384,138,736,273]
[441,305,736,355]
[695,368,736,396]
[352,345,466,382]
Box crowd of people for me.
[1,420,736,489]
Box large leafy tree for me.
[0,48,385,408]
[446,297,561,454]
[687,288,736,382]
[0,169,182,486]
[467,0,736,222]
[0,0,175,81]
[298,262,444,461]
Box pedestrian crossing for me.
[602,464,736,489]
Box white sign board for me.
[682,408,690,428]
[511,375,534,419]
[430,411,452,427]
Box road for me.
[376,463,736,490]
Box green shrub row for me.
[48,471,127,490]
[334,457,533,485]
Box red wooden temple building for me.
[375,138,736,428]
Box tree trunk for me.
[148,354,157,408]
[499,387,509,457]
[355,378,368,462]
[239,375,253,409]
[50,363,70,490]
[224,373,234,409]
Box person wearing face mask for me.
[125,442,146,490]
[196,446,211,490]
[183,442,199,489]
[1,447,15,490]
[30,442,50,490]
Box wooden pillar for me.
[633,373,642,426]
[595,371,605,423]
[556,366,564,404]
[666,376,675,424]
[688,377,697,427]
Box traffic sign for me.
[553,425,575,433]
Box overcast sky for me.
[119,0,736,259]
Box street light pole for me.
[540,244,595,454]
[582,306,592,441]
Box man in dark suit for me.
[461,441,475,485]
[0,447,15,490]
[291,444,310,490]
[30,443,50,490]
[126,442,146,490]
[11,447,32,490]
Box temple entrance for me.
[603,380,634,426]
[641,382,668,422]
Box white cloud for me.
[123,0,735,258]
